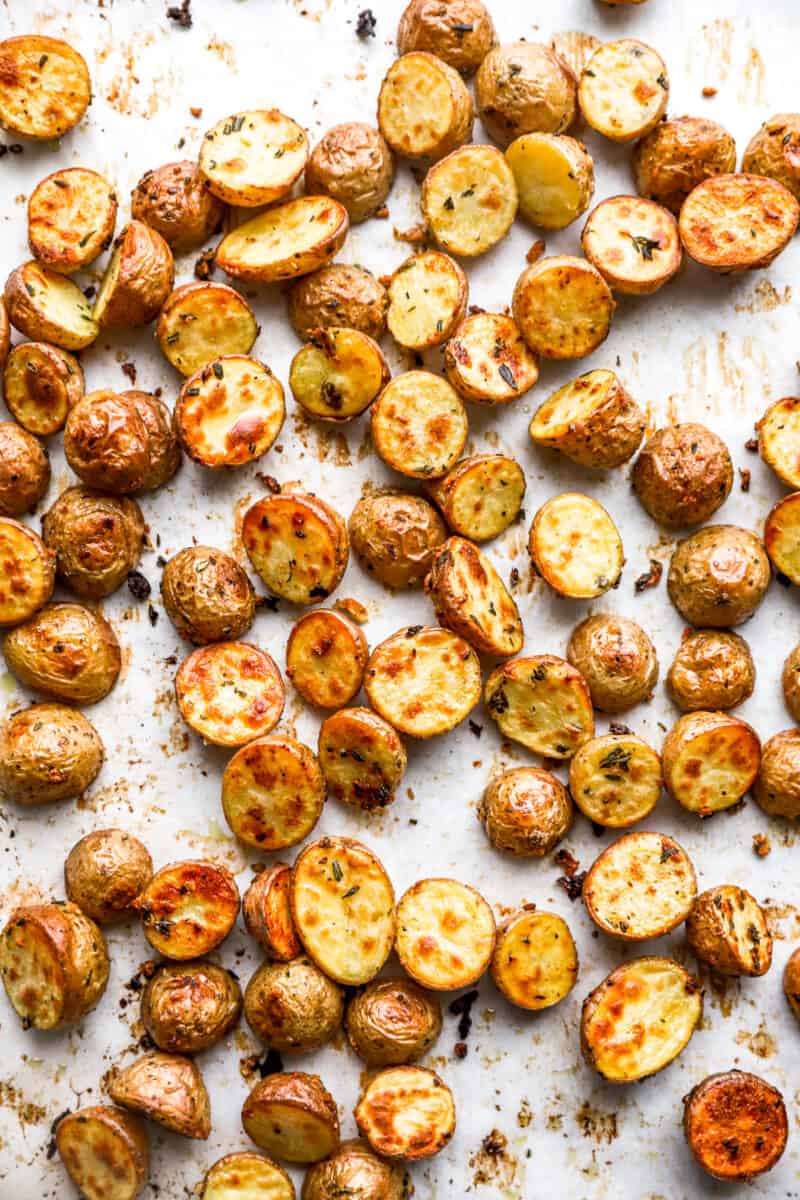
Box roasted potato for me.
[244,956,343,1053]
[0,421,50,517]
[176,642,285,747]
[346,978,441,1066]
[42,486,144,600]
[156,282,258,377]
[783,946,800,1020]
[782,643,800,723]
[200,109,308,207]
[0,297,8,367]
[93,220,174,328]
[242,1072,340,1163]
[425,536,522,657]
[632,116,737,214]
[529,368,644,468]
[175,355,285,468]
[302,1138,409,1200]
[686,885,772,976]
[28,167,117,274]
[243,863,302,961]
[397,0,496,74]
[426,453,525,543]
[64,389,179,495]
[765,491,800,584]
[662,710,761,816]
[131,161,225,252]
[286,609,367,708]
[0,900,108,1029]
[378,51,472,162]
[395,877,494,990]
[128,390,181,491]
[490,907,578,1010]
[349,489,446,589]
[109,1052,210,1140]
[583,831,696,941]
[56,1106,149,1200]
[365,624,481,738]
[306,122,394,223]
[0,702,103,806]
[479,766,573,856]
[667,630,755,712]
[758,395,800,489]
[476,42,576,147]
[579,40,668,143]
[567,613,658,713]
[371,370,468,480]
[684,1072,788,1182]
[4,260,98,350]
[222,735,325,850]
[679,174,799,272]
[0,35,90,139]
[287,264,388,341]
[443,313,537,404]
[136,859,240,960]
[318,706,408,810]
[421,143,518,256]
[161,545,255,644]
[633,423,733,529]
[742,113,800,201]
[754,729,800,818]
[242,491,348,605]
[65,829,153,924]
[289,327,389,422]
[3,602,121,704]
[216,196,349,284]
[387,251,467,351]
[141,959,242,1054]
[3,340,83,436]
[512,255,614,359]
[202,1153,294,1200]
[582,196,682,295]
[530,492,624,599]
[0,516,54,626]
[569,733,662,828]
[506,132,594,230]
[485,654,594,758]
[355,1066,455,1160]
[667,525,770,627]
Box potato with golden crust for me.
[0,516,54,626]
[0,422,50,517]
[387,251,467,352]
[65,829,153,925]
[289,327,389,422]
[758,395,800,489]
[764,492,800,584]
[662,710,761,816]
[632,116,737,214]
[784,946,800,1020]
[479,766,572,856]
[567,614,658,713]
[684,1072,788,1182]
[42,486,144,600]
[427,454,525,543]
[200,109,308,207]
[131,161,225,252]
[531,493,624,599]
[216,196,349,284]
[65,390,179,495]
[371,371,468,479]
[3,601,121,705]
[529,369,644,469]
[397,0,496,74]
[302,1138,409,1200]
[569,734,662,829]
[355,1066,455,1160]
[318,706,407,811]
[395,877,494,990]
[156,282,258,377]
[161,545,255,644]
[3,341,83,436]
[176,642,285,747]
[110,1052,211,1140]
[141,960,241,1055]
[633,424,732,529]
[136,860,240,960]
[491,907,578,1010]
[582,196,682,296]
[583,831,696,941]
[222,735,325,850]
[476,42,576,148]
[202,1153,294,1200]
[0,35,90,139]
[175,355,285,468]
[306,123,394,223]
[667,630,755,712]
[349,490,446,590]
[667,525,770,628]
[0,703,103,806]
[686,885,772,976]
[425,536,522,657]
[56,1105,149,1200]
[512,255,614,359]
[742,114,800,201]
[378,52,472,162]
[443,313,538,404]
[286,609,367,708]
[243,491,348,605]
[365,624,481,738]
[346,978,441,1066]
[243,1072,340,1163]
[782,643,800,723]
[506,131,594,230]
[243,863,302,961]
[679,174,799,272]
[754,729,800,818]
[421,144,518,256]
[244,956,343,1054]
[579,40,668,143]
[4,260,98,350]
[287,264,388,341]
[28,168,117,273]
[93,220,174,328]
[131,391,181,491]
[485,654,594,758]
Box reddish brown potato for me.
[349,490,446,590]
[131,161,225,252]
[479,767,572,856]
[65,829,153,924]
[305,123,394,223]
[633,117,737,214]
[667,526,770,628]
[243,863,301,961]
[397,0,496,74]
[633,424,733,529]
[684,1072,788,1181]
[41,486,144,600]
[567,614,658,713]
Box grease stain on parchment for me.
[735,1019,777,1059]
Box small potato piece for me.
[754,729,800,819]
[28,168,117,273]
[288,264,388,341]
[3,341,83,436]
[93,221,174,328]
[476,42,576,148]
[784,946,800,1020]
[667,525,770,628]
[378,52,472,163]
[491,908,578,1010]
[506,132,594,230]
[306,122,394,224]
[371,371,468,479]
[291,836,395,986]
[355,1067,455,1160]
[632,117,737,215]
[42,487,144,601]
[427,454,525,543]
[584,831,696,941]
[758,395,800,489]
[679,174,799,272]
[0,702,103,806]
[365,624,481,738]
[216,196,349,284]
[346,978,441,1066]
[479,766,573,856]
[765,492,800,584]
[513,255,614,360]
[633,423,733,529]
[161,545,254,644]
[443,313,538,405]
[582,196,682,296]
[395,877,495,990]
[243,864,302,961]
[202,1153,295,1200]
[245,956,343,1053]
[684,1072,788,1182]
[64,390,178,495]
[109,1052,210,1140]
[782,644,800,723]
[529,368,644,469]
[567,614,658,714]
[662,711,761,816]
[569,734,662,828]
[4,261,98,350]
[222,736,324,850]
[668,630,755,712]
[318,706,407,811]
[289,327,389,422]
[56,1106,149,1200]
[243,1072,339,1164]
[302,1138,408,1200]
[200,110,308,207]
[286,609,367,708]
[157,283,257,377]
[349,490,445,589]
[686,885,772,976]
[137,860,240,960]
[141,960,242,1054]
[0,901,108,1029]
[421,144,518,256]
[0,516,54,626]
[581,956,702,1083]
[530,493,624,599]
[579,40,668,144]
[485,654,594,758]
[3,602,121,705]
[65,829,153,924]
[397,0,496,74]
[387,252,467,352]
[426,536,523,657]
[131,161,225,253]
[0,421,49,516]
[0,36,90,139]
[175,355,285,469]
[743,113,800,201]
[176,642,285,748]
[242,492,348,605]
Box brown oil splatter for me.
[739,46,766,105]
[0,1081,47,1127]
[763,901,800,941]
[175,823,247,873]
[517,1098,533,1128]
[550,31,601,78]
[469,1129,518,1188]
[206,36,237,70]
[702,18,733,83]
[735,1019,776,1059]
[735,279,792,314]
[576,1100,618,1145]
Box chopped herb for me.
[331,860,343,882]
[185,387,200,396]
[487,688,508,714]
[656,73,668,89]
[39,54,48,67]
[54,178,68,189]
[405,625,423,637]
[343,885,360,898]
[443,196,455,211]
[635,559,662,593]
[498,362,517,390]
[224,115,245,134]
[630,234,660,260]
[274,148,284,158]
[212,362,224,379]
[509,63,522,76]
[166,332,179,344]
[452,22,474,35]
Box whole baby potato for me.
[667,526,770,628]
[0,703,104,806]
[131,160,225,252]
[0,422,50,517]
[244,956,344,1054]
[567,613,658,713]
[287,264,388,341]
[397,0,496,74]
[754,729,800,819]
[345,978,442,1066]
[65,829,153,924]
[782,643,800,723]
[667,630,755,712]
[42,486,144,600]
[632,116,737,214]
[305,123,394,224]
[742,114,800,201]
[161,545,255,644]
[476,42,576,148]
[479,766,573,856]
[302,1138,409,1200]
[141,959,243,1053]
[632,423,733,529]
[3,602,121,704]
[349,490,446,589]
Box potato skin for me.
[476,42,576,148]
[783,946,800,1020]
[109,1051,211,1140]
[3,602,121,705]
[0,702,103,806]
[64,391,150,495]
[93,220,175,328]
[244,956,344,1053]
[529,369,644,469]
[56,1105,149,1200]
[479,766,572,856]
[161,545,255,644]
[42,486,144,600]
[782,643,800,723]
[346,978,442,1066]
[685,885,772,977]
[141,960,242,1054]
[684,1071,788,1181]
[349,490,446,590]
[667,630,754,712]
[754,729,800,818]
[306,123,394,224]
[667,525,770,628]
[632,117,737,214]
[287,264,388,341]
[131,161,225,252]
[742,113,800,201]
[632,424,733,529]
[65,829,153,924]
[567,614,658,713]
[302,1138,409,1200]
[243,863,302,961]
[0,421,50,517]
[127,391,180,491]
[397,0,496,74]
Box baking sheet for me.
[1,0,800,1196]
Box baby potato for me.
[632,116,737,214]
[141,960,242,1054]
[476,42,576,147]
[443,313,538,404]
[679,173,799,272]
[202,1153,294,1200]
[349,489,446,589]
[56,1105,149,1200]
[222,735,325,850]
[4,260,98,350]
[485,654,594,758]
[754,729,800,818]
[42,486,144,600]
[395,877,494,990]
[0,422,49,517]
[426,536,523,657]
[287,264,388,341]
[243,863,301,961]
[109,1052,210,1140]
[93,220,174,328]
[131,161,225,252]
[784,946,800,1020]
[216,196,349,284]
[765,491,800,584]
[65,829,153,924]
[758,395,800,489]
[129,390,181,491]
[782,643,800,723]
[378,52,472,162]
[742,113,800,201]
[305,122,394,223]
[397,0,496,74]
[686,885,772,977]
[242,1072,340,1164]
[0,297,8,367]
[156,282,258,377]
[427,453,525,542]
[136,860,240,960]
[421,143,518,256]
[365,624,481,738]
[302,1138,409,1200]
[161,545,255,644]
[567,613,658,713]
[583,831,696,941]
[65,389,179,495]
[318,706,408,811]
[529,368,645,469]
[512,255,614,359]
[579,40,668,143]
[175,355,285,468]
[242,491,348,605]
[387,251,467,352]
[569,733,662,828]
[479,766,573,856]
[667,525,770,627]
[371,371,468,479]
[662,710,761,816]
[0,702,103,806]
[244,956,343,1053]
[286,609,367,708]
[28,167,117,274]
[3,340,83,436]
[506,132,594,230]
[200,109,308,207]
[0,35,90,139]
[176,641,285,747]
[684,1072,788,1182]
[0,516,54,626]
[355,1066,455,1160]
[582,196,682,295]
[346,978,441,1066]
[633,423,733,529]
[3,601,121,705]
[530,493,624,599]
[490,907,578,1010]
[289,327,389,421]
[667,630,755,712]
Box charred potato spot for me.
[397,0,496,75]
[782,643,800,723]
[349,489,446,590]
[65,829,153,925]
[244,956,343,1053]
[222,735,325,851]
[529,368,644,469]
[667,630,755,712]
[365,624,481,738]
[583,831,696,941]
[157,283,258,377]
[686,885,772,977]
[679,173,799,272]
[490,909,578,1010]
[395,877,495,990]
[176,641,285,747]
[202,1152,295,1200]
[242,492,348,606]
[3,601,121,705]
[427,454,526,542]
[318,706,407,811]
[684,1072,788,1181]
[287,264,388,341]
[4,260,98,350]
[243,863,302,961]
[758,395,800,489]
[421,144,518,256]
[3,341,83,436]
[161,545,255,644]
[0,421,50,517]
[581,195,682,296]
[0,702,103,806]
[93,220,174,329]
[378,52,473,163]
[0,515,55,626]
[131,161,225,252]
[302,1137,409,1200]
[0,35,90,139]
[506,132,594,230]
[216,196,349,284]
[355,1066,455,1160]
[632,116,737,215]
[476,42,576,148]
[742,113,800,201]
[109,1051,211,1140]
[754,728,800,818]
[305,122,394,223]
[479,766,573,856]
[286,609,367,708]
[56,1106,149,1200]
[484,654,594,758]
[633,423,733,529]
[42,486,144,600]
[136,859,240,960]
[371,371,468,480]
[512,256,614,360]
[388,252,467,352]
[567,614,658,714]
[425,536,522,657]
[346,978,442,1066]
[667,525,770,628]
[569,734,661,828]
[174,355,285,468]
[200,109,308,207]
[28,168,117,273]
[765,491,800,583]
[530,492,624,598]
[662,710,761,816]
[242,1071,340,1163]
[141,960,242,1054]
[579,39,668,144]
[289,327,389,422]
[443,313,537,405]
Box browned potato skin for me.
[479,767,573,856]
[686,885,772,976]
[3,602,121,705]
[242,1071,340,1160]
[684,1072,788,1182]
[243,863,302,961]
[65,390,179,495]
[109,1051,211,1139]
[0,421,50,516]
[754,729,800,818]
[476,42,577,148]
[668,630,754,712]
[632,117,737,214]
[56,1105,149,1200]
[302,1138,409,1200]
[287,265,388,341]
[161,545,255,644]
[0,703,103,806]
[65,829,153,924]
[782,643,800,723]
[131,161,225,252]
[0,297,9,368]
[567,614,658,713]
[95,220,175,328]
[345,978,442,1066]
[349,490,446,590]
[42,486,144,600]
[783,946,800,1020]
[633,424,732,529]
[667,525,770,628]
[245,957,344,1054]
[397,0,496,74]
[305,123,394,224]
[128,390,181,491]
[742,114,800,201]
[141,960,242,1054]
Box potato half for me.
[378,52,473,162]
[216,196,349,284]
[506,132,594,230]
[365,624,481,738]
[65,829,153,925]
[56,1106,149,1200]
[318,706,408,810]
[371,370,468,480]
[157,283,258,377]
[667,630,755,713]
[667,525,770,628]
[287,264,388,341]
[662,711,761,816]
[765,491,800,583]
[443,313,538,404]
[0,35,90,139]
[421,144,518,256]
[742,113,800,201]
[242,1072,339,1164]
[584,831,696,941]
[387,251,467,351]
[131,160,225,253]
[579,39,668,143]
[349,489,446,590]
[245,956,343,1054]
[200,109,308,206]
[355,1067,455,1160]
[0,702,103,806]
[175,355,285,468]
[0,516,54,626]
[490,908,578,1010]
[427,453,525,541]
[758,395,800,489]
[242,491,348,605]
[684,1072,787,1182]
[305,122,394,224]
[754,729,800,818]
[485,654,594,758]
[109,1052,211,1140]
[395,877,495,990]
[28,167,117,273]
[202,1153,294,1200]
[633,423,733,529]
[582,195,682,295]
[426,536,522,657]
[175,641,285,747]
[512,255,614,359]
[476,42,576,147]
[42,487,144,601]
[530,492,624,599]
[3,601,121,705]
[480,766,573,856]
[4,260,98,350]
[136,860,240,960]
[569,734,662,828]
[286,609,367,708]
[3,341,83,435]
[289,327,389,422]
[243,863,301,961]
[686,885,772,977]
[141,960,242,1054]
[302,1138,408,1200]
[679,174,799,272]
[529,368,644,469]
[93,221,174,328]
[222,735,325,850]
[346,978,442,1066]
[397,0,496,75]
[632,116,737,215]
[0,421,50,517]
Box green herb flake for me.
[331,860,343,882]
[630,234,660,260]
[212,362,224,379]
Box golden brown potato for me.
[684,1072,788,1182]
[93,220,174,328]
[131,161,225,252]
[426,454,525,542]
[3,341,83,436]
[569,733,662,828]
[306,123,394,223]
[216,196,349,284]
[28,167,117,274]
[355,1066,455,1160]
[0,703,103,806]
[765,492,800,584]
[421,144,518,256]
[485,654,594,758]
[530,493,624,599]
[287,264,388,341]
[176,642,285,747]
[581,196,682,296]
[141,960,241,1054]
[289,327,389,422]
[512,255,614,359]
[42,486,144,600]
[64,390,179,495]
[3,602,121,704]
[244,956,343,1053]
[490,907,578,1010]
[156,282,258,377]
[302,1138,409,1200]
[476,42,576,147]
[686,885,772,976]
[754,729,800,818]
[529,369,644,469]
[371,371,468,479]
[443,313,538,404]
[286,609,367,708]
[243,863,302,961]
[175,355,284,468]
[222,735,324,851]
[583,831,696,941]
[632,116,737,214]
[318,706,408,811]
[387,251,467,351]
[4,260,98,350]
[784,946,800,1020]
[242,1072,340,1163]
[56,1107,149,1200]
[365,624,481,738]
[0,516,54,626]
[0,422,50,517]
[161,545,255,644]
[0,35,91,139]
[133,391,182,491]
[0,297,8,368]
[397,0,496,74]
[345,978,442,1066]
[579,40,668,143]
[202,1153,294,1200]
[349,489,446,590]
[109,1052,210,1140]
[662,710,761,816]
[758,395,800,490]
[136,860,240,960]
[65,829,153,924]
[506,131,594,230]
[242,491,348,605]
[667,630,755,712]
[679,174,799,272]
[782,643,800,723]
[742,114,800,201]
[567,614,658,713]
[395,877,494,990]
[479,766,573,856]
[667,525,770,627]
[378,52,473,162]
[199,110,308,207]
[425,536,522,657]
[633,424,732,529]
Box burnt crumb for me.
[139,1032,155,1051]
[468,720,483,737]
[553,848,580,877]
[526,238,546,264]
[482,1129,507,1156]
[166,0,192,28]
[194,248,216,279]
[256,473,281,493]
[739,468,751,492]
[634,559,663,593]
[744,436,758,452]
[509,567,520,587]
[776,571,792,588]
[454,1041,468,1058]
[591,821,605,837]
[127,961,158,993]
[242,1048,284,1079]
[405,625,423,637]
[127,570,152,600]
[449,988,479,1040]
[609,722,632,735]
[156,555,167,569]
[752,832,771,857]
[255,594,280,612]
[557,871,586,901]
[0,143,23,157]
[660,841,679,863]
[46,1108,72,1158]
[148,604,159,626]
[356,8,377,38]
[121,362,137,385]
[83,284,96,300]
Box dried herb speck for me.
[166,0,192,28]
[127,570,151,601]
[356,8,376,38]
